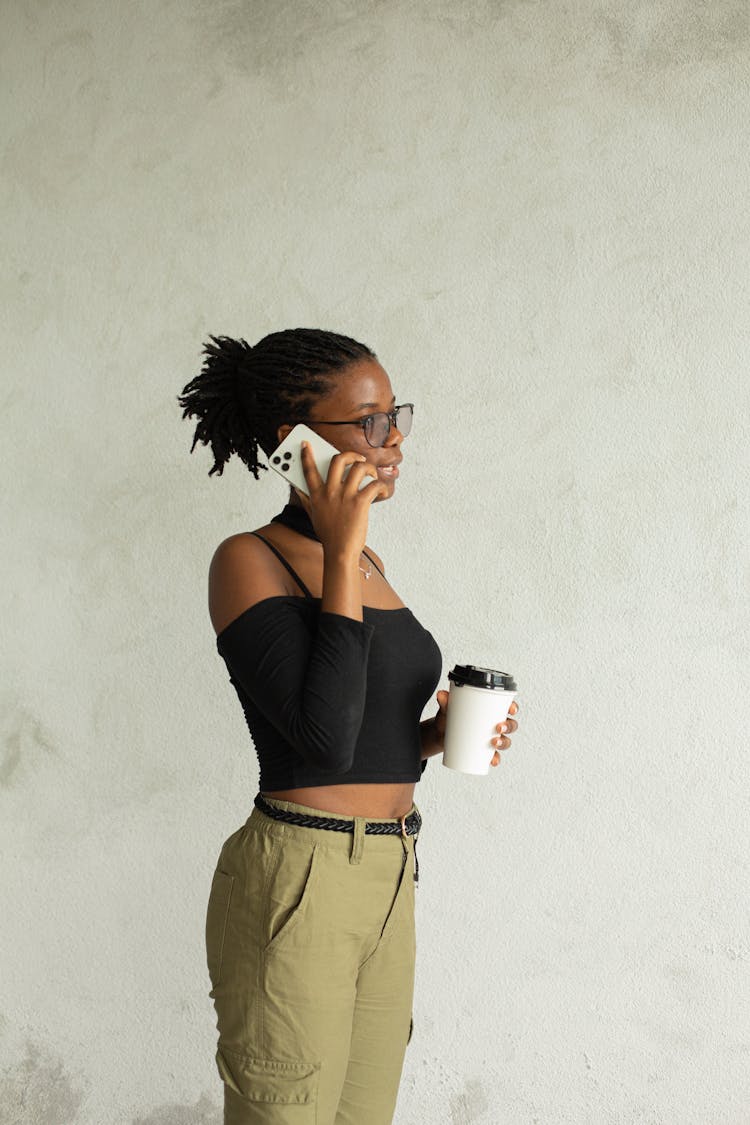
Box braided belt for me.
[254,792,421,836]
[254,792,422,881]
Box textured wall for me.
[2,2,749,1122]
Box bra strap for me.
[361,549,386,580]
[250,533,315,600]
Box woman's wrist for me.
[419,716,442,759]
[321,554,364,622]
[322,544,363,566]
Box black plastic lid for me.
[448,664,517,691]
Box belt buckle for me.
[399,814,408,838]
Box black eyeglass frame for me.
[293,403,414,448]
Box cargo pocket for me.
[216,1046,319,1122]
[264,842,319,960]
[206,869,234,989]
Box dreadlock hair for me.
[177,328,377,479]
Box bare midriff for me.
[263,781,417,820]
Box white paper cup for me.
[442,665,518,775]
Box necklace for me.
[271,503,373,579]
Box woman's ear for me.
[276,423,294,446]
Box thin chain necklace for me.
[271,503,373,579]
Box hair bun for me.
[177,334,263,478]
[178,327,377,479]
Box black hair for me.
[177,328,377,478]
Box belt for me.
[254,792,422,882]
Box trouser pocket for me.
[264,841,319,959]
[206,870,235,989]
[217,1046,320,1124]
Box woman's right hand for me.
[294,441,387,559]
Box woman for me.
[178,328,519,1125]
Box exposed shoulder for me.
[208,530,274,575]
[208,531,295,636]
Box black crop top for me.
[215,509,443,790]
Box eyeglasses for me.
[296,403,414,448]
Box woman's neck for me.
[271,498,319,542]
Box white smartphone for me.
[267,423,378,496]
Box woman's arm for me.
[217,595,374,774]
[300,441,387,622]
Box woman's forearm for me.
[321,549,364,621]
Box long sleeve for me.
[216,598,375,774]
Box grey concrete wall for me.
[2,2,748,1122]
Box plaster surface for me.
[2,2,749,1122]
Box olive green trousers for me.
[205,796,419,1124]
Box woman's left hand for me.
[426,691,519,765]
[488,697,519,765]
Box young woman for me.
[178,328,519,1125]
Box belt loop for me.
[350,817,365,865]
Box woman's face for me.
[277,359,407,503]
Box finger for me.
[342,457,379,495]
[325,449,368,491]
[357,475,390,503]
[491,751,501,766]
[497,718,518,734]
[493,735,511,749]
[293,487,314,517]
[299,440,325,492]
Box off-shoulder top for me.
[215,510,443,790]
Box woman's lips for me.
[377,464,400,479]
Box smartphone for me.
[267,423,378,497]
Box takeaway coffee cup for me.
[442,665,518,775]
